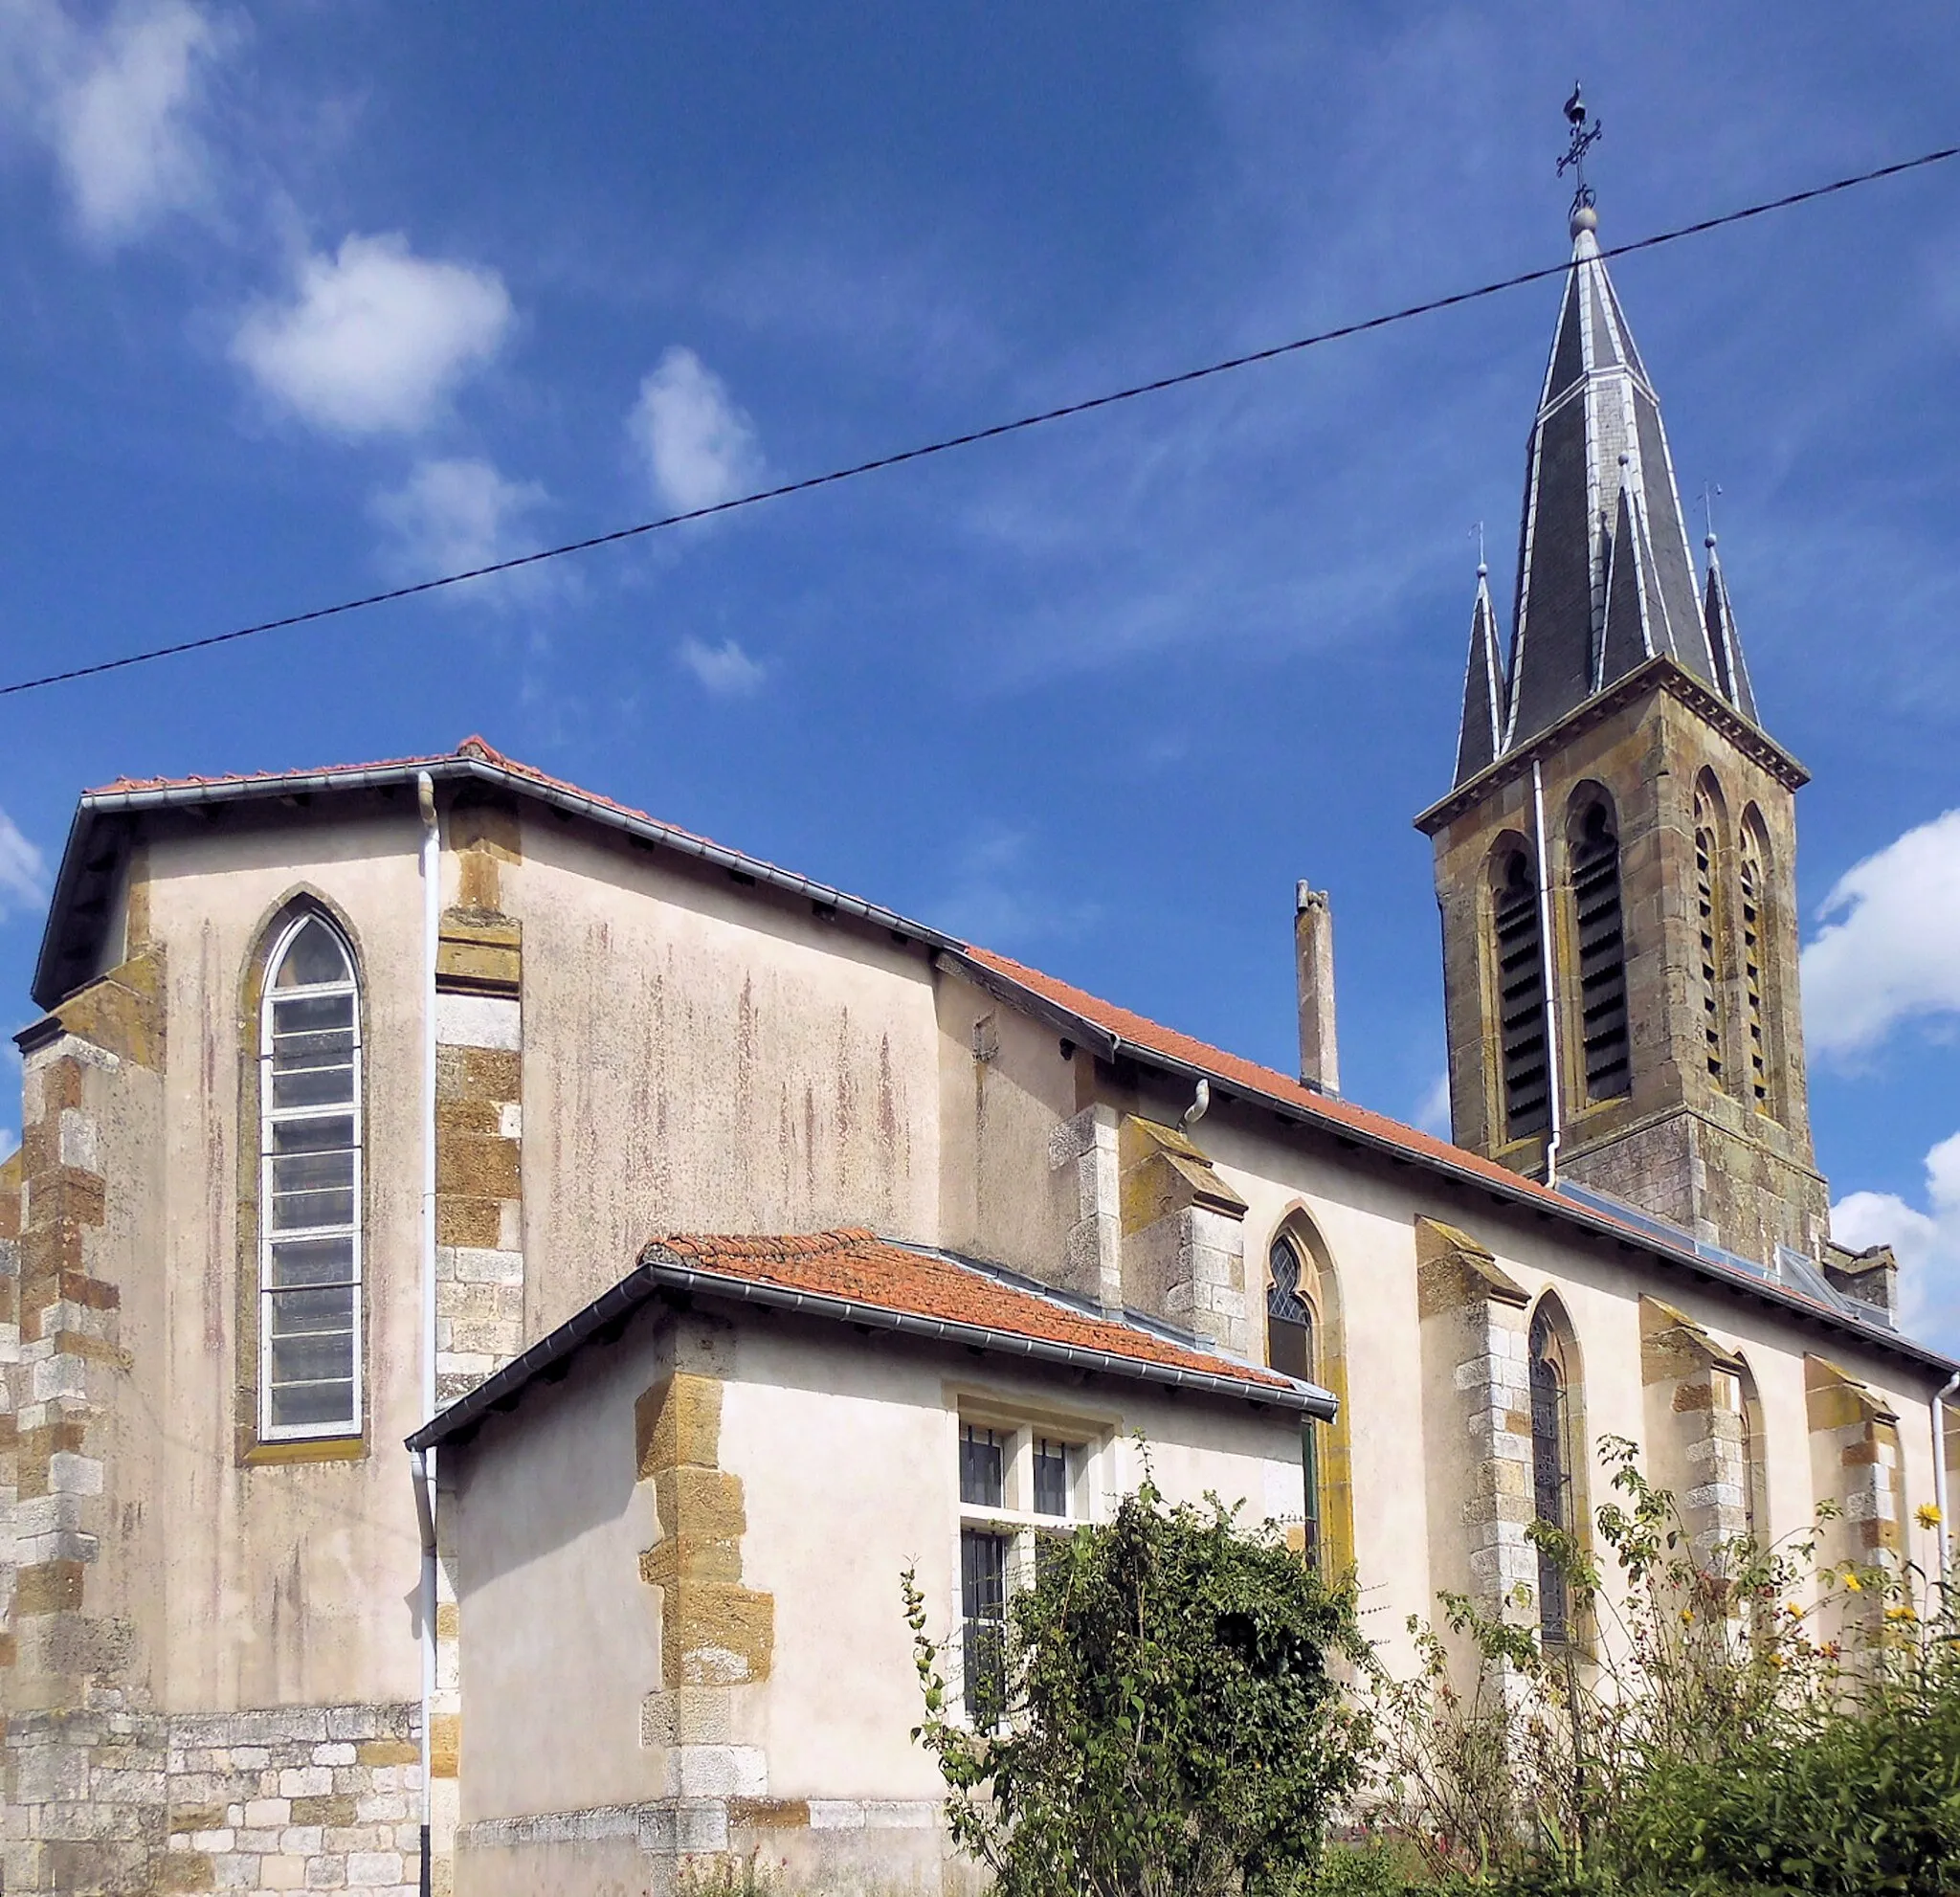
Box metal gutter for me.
[407,1251,1333,1453]
[38,756,962,1005]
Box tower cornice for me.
[1414,652,1808,837]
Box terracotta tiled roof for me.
[960,943,1562,1210]
[644,1228,1298,1393]
[410,1227,1321,1451]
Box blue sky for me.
[1,4,1957,1339]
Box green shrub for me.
[903,1467,1364,1897]
[1361,1435,1960,1895]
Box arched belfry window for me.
[258,912,363,1439]
[1492,844,1550,1142]
[1570,798,1631,1103]
[1528,1301,1578,1645]
[1738,817,1771,1113]
[1693,783,1726,1090]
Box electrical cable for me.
[2,142,1954,701]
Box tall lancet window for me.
[1739,824,1770,1112]
[1694,788,1726,1089]
[258,913,364,1439]
[1570,798,1632,1102]
[1266,1236,1320,1565]
[1529,1303,1577,1646]
[1493,846,1550,1142]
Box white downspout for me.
[1531,759,1565,1186]
[1935,1370,1960,1584]
[415,771,439,1897]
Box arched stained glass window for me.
[1268,1234,1322,1566]
[1266,1236,1315,1382]
[1529,1304,1576,1645]
[259,912,363,1439]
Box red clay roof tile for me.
[643,1228,1298,1394]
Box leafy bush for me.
[903,1469,1364,1897]
[1359,1435,1960,1894]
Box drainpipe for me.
[1531,759,1565,1186]
[1935,1370,1960,1584]
[415,771,440,1897]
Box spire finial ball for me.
[1570,203,1598,239]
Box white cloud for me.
[1413,1072,1452,1138]
[1801,809,1960,1061]
[628,346,761,512]
[233,234,513,436]
[371,458,546,592]
[676,636,767,699]
[0,810,48,920]
[1832,1129,1960,1346]
[0,0,221,246]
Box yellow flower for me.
[1681,1607,1695,1624]
[1842,1570,1863,1593]
[1917,1503,1943,1531]
[1783,1600,1803,1619]
[1885,1604,1917,1622]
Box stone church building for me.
[4,197,1955,1895]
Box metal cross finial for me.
[1557,82,1604,215]
[1470,520,1487,575]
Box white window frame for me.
[952,1410,1104,1725]
[257,912,365,1442]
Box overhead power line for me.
[4,142,1955,702]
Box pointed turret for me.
[1502,203,1722,752]
[1453,563,1506,785]
[1701,533,1759,723]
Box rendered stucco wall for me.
[445,1302,1303,1894]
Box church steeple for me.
[1418,95,1826,1271]
[1501,201,1729,752]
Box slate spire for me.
[1701,532,1759,724]
[1453,562,1506,785]
[1499,202,1728,754]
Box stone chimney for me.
[1295,882,1339,1094]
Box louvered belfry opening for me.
[1740,832,1769,1110]
[1494,846,1550,1141]
[1570,801,1632,1102]
[1694,792,1725,1088]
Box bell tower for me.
[1414,97,1828,1266]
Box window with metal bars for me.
[1493,847,1550,1141]
[1739,832,1769,1112]
[956,1417,1091,1723]
[1570,801,1632,1102]
[1529,1305,1575,1646]
[1694,793,1726,1088]
[258,913,363,1439]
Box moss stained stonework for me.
[1639,1297,1751,1568]
[1421,670,1829,1267]
[1414,1217,1536,1627]
[635,1363,775,1806]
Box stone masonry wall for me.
[1414,1217,1535,1618]
[157,1702,423,1895]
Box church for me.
[3,184,1954,1897]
